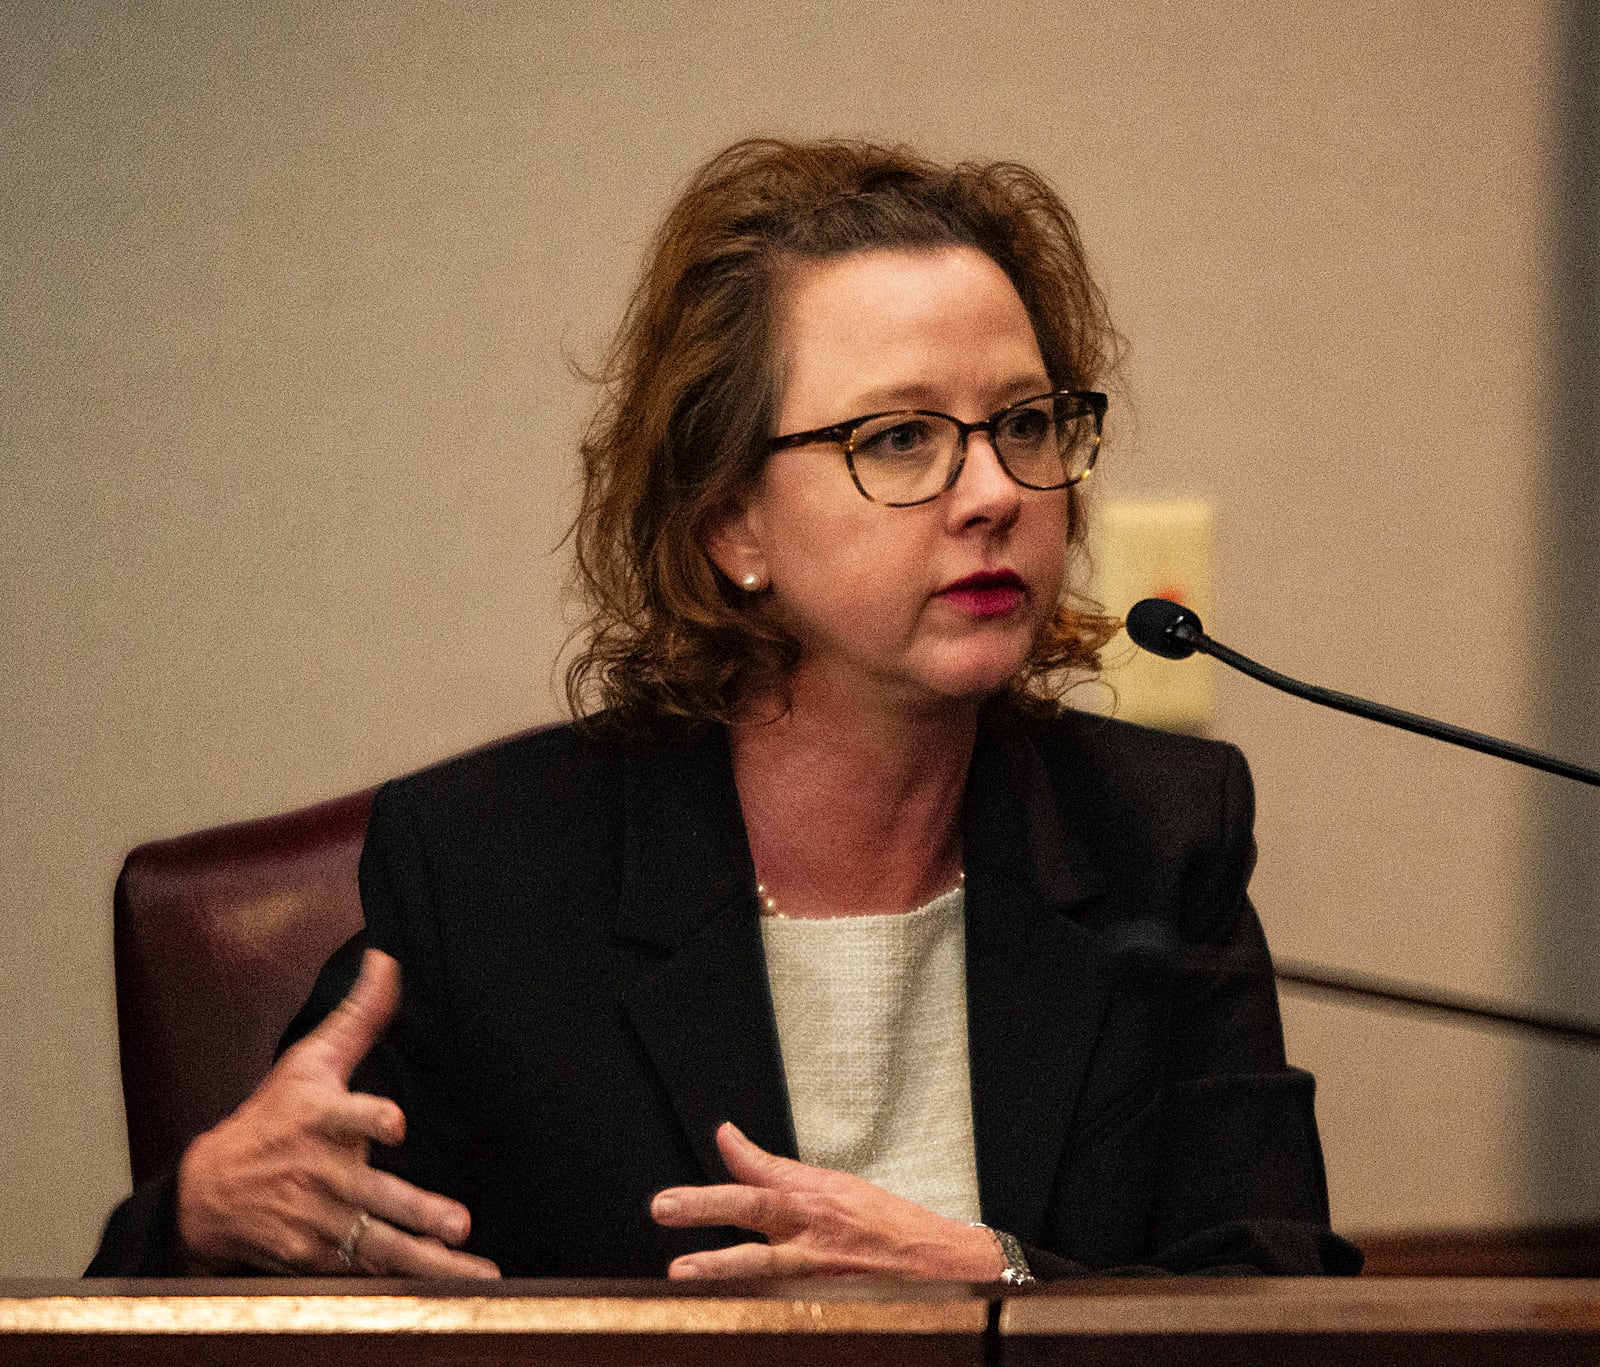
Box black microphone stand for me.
[1274,957,1600,1048]
[1124,597,1600,1042]
[1201,633,1600,789]
[1126,597,1600,788]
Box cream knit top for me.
[758,886,983,1223]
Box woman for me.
[92,138,1359,1280]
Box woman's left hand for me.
[649,1122,1006,1280]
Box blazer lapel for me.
[612,727,798,1183]
[962,714,1116,1243]
[603,714,1119,1230]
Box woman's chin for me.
[788,634,1038,716]
[908,644,1035,707]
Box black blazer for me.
[90,708,1360,1278]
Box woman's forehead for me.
[773,245,1049,422]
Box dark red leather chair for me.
[113,788,374,1185]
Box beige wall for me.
[5,1,1595,1273]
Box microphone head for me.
[1126,597,1206,660]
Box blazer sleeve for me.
[186,775,501,1230]
[1026,742,1361,1279]
[84,1170,185,1276]
[1141,745,1358,1274]
[279,779,496,1234]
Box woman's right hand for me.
[175,947,500,1277]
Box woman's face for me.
[711,244,1071,714]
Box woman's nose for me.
[945,432,1022,529]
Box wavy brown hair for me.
[566,137,1120,725]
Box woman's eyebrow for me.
[842,376,1053,415]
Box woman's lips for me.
[937,570,1026,618]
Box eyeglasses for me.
[766,390,1105,507]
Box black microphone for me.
[1125,597,1600,788]
[1125,598,1208,661]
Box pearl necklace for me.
[756,870,965,918]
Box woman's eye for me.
[1000,408,1052,445]
[858,419,936,458]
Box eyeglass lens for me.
[846,394,1098,506]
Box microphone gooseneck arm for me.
[1273,958,1600,1048]
[1123,596,1600,1042]
[1125,598,1600,788]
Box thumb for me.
[716,1122,804,1190]
[304,947,401,1084]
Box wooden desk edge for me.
[1000,1276,1600,1335]
[10,1278,1600,1339]
[0,1280,989,1336]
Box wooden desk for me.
[7,1277,1600,1366]
[0,1278,988,1366]
[1002,1277,1600,1365]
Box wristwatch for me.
[973,1223,1037,1287]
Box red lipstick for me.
[938,569,1026,618]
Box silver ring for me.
[335,1211,372,1270]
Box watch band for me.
[972,1222,1037,1287]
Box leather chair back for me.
[114,788,374,1184]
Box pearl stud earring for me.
[740,572,764,591]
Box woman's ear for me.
[703,494,770,593]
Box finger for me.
[266,1204,470,1279]
[340,1166,473,1247]
[319,1091,406,1148]
[271,1209,389,1277]
[669,1241,780,1280]
[303,949,402,1084]
[243,1192,376,1276]
[715,1122,810,1190]
[354,1216,501,1279]
[651,1183,803,1238]
[670,1242,838,1280]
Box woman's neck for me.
[729,682,979,919]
